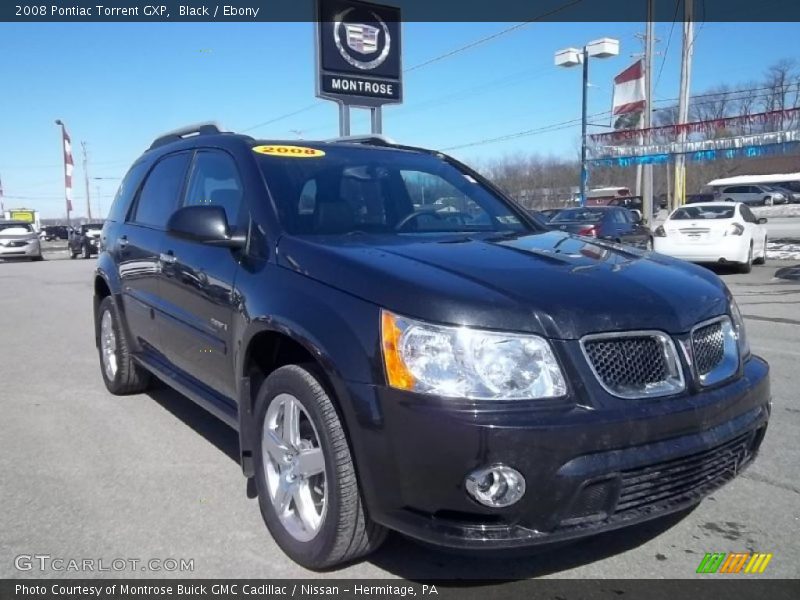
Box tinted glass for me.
[740,206,757,223]
[132,153,191,228]
[670,206,735,220]
[611,210,627,224]
[551,208,606,223]
[256,145,530,236]
[108,160,149,223]
[183,151,244,225]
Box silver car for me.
[0,221,43,261]
[716,184,787,206]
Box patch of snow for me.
[752,204,800,219]
[767,240,800,260]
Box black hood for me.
[277,231,730,340]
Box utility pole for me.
[642,0,655,223]
[673,0,695,211]
[81,141,92,220]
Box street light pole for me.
[555,39,619,207]
[580,46,589,207]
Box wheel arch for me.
[237,321,358,479]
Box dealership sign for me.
[316,0,402,107]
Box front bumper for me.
[0,241,41,258]
[345,356,770,549]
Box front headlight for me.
[381,310,567,400]
[730,297,750,358]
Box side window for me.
[108,161,149,223]
[183,151,244,225]
[740,206,756,223]
[131,153,191,228]
[611,210,628,224]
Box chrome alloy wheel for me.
[100,309,118,380]
[262,393,327,542]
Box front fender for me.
[234,263,385,476]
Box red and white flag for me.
[612,60,646,115]
[60,124,74,213]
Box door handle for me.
[159,251,177,264]
[119,235,129,248]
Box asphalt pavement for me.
[1,250,798,580]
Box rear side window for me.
[107,161,149,223]
[131,153,191,228]
[183,151,244,225]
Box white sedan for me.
[653,202,768,273]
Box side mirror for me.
[167,205,246,249]
[758,217,768,224]
[630,209,643,223]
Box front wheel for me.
[644,237,654,251]
[82,244,91,259]
[253,365,386,569]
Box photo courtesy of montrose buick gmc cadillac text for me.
[92,124,770,569]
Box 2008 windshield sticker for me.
[252,145,326,158]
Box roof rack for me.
[148,121,223,150]
[327,134,398,146]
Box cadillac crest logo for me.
[333,8,391,70]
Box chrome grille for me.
[692,321,725,375]
[581,331,685,399]
[690,316,739,386]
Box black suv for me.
[94,124,770,569]
[69,222,104,259]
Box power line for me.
[654,0,681,93]
[240,0,584,134]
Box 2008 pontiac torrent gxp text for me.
[93,124,770,569]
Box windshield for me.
[671,206,735,220]
[0,223,33,234]
[551,208,605,223]
[256,145,531,236]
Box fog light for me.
[465,464,526,507]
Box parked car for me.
[686,193,716,205]
[715,184,787,206]
[40,225,70,241]
[526,209,553,228]
[94,125,769,569]
[767,185,800,204]
[538,208,563,222]
[653,202,768,273]
[0,220,43,261]
[549,206,653,249]
[69,222,104,259]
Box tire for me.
[724,198,734,203]
[253,364,386,569]
[69,246,77,259]
[738,244,753,274]
[96,296,151,395]
[82,244,91,259]
[753,237,768,265]
[763,197,773,207]
[645,237,654,251]
[31,254,44,262]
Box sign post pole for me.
[338,103,351,136]
[370,107,382,134]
